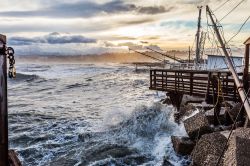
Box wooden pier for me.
[149,69,250,106]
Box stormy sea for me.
[8,62,190,166]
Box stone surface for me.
[179,104,196,119]
[184,112,212,139]
[191,132,227,166]
[203,154,223,166]
[171,136,195,155]
[205,108,226,125]
[223,128,250,166]
[225,103,241,123]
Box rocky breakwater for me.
[168,97,250,166]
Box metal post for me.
[0,34,8,166]
[206,6,250,120]
[243,42,250,91]
[195,6,202,66]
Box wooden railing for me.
[149,69,243,102]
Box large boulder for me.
[205,108,226,125]
[184,112,213,139]
[223,128,250,166]
[191,132,227,166]
[171,136,195,155]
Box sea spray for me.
[9,63,190,166]
[79,102,190,165]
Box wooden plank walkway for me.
[149,69,247,102]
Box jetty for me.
[149,5,250,166]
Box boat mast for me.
[206,5,250,119]
[195,6,202,66]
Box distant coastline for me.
[15,51,190,63]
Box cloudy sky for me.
[1,0,249,56]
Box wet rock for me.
[191,132,227,166]
[205,108,226,125]
[178,104,197,121]
[184,112,212,139]
[171,136,195,155]
[223,128,250,166]
[162,156,174,166]
[162,98,171,105]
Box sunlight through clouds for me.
[0,0,249,55]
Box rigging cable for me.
[227,15,250,43]
[207,8,239,69]
[214,0,232,12]
[219,0,246,22]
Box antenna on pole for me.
[195,6,203,67]
[206,5,250,120]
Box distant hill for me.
[16,51,190,63]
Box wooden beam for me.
[8,150,22,166]
[0,34,8,166]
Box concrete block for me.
[171,136,195,155]
[191,132,227,166]
[223,128,250,166]
[184,112,212,139]
[203,154,223,166]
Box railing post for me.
[154,70,156,89]
[166,71,168,90]
[161,71,163,89]
[0,34,8,166]
[175,71,177,91]
[150,70,152,88]
[190,72,193,95]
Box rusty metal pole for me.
[243,40,250,91]
[0,34,8,166]
[206,6,250,120]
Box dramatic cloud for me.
[138,6,174,14]
[103,41,117,47]
[1,0,249,55]
[0,1,173,18]
[9,32,96,45]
